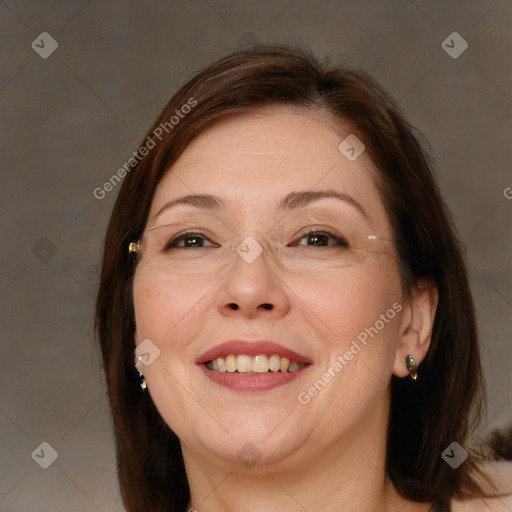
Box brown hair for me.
[95,44,504,512]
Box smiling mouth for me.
[205,354,307,373]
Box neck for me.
[182,396,430,512]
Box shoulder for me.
[451,495,512,512]
[451,461,512,512]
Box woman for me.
[95,44,511,512]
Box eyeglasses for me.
[128,222,390,274]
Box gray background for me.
[1,1,511,510]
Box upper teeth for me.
[205,354,306,373]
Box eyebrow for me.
[155,190,369,219]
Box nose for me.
[216,245,291,320]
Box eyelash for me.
[165,228,349,249]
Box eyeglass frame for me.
[128,223,391,271]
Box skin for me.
[132,105,440,512]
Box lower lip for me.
[199,364,310,391]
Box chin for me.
[175,414,311,471]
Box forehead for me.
[148,106,389,231]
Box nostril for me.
[226,303,273,311]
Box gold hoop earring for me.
[405,355,417,381]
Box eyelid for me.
[167,230,219,248]
[291,224,342,237]
[166,226,347,249]
[291,227,349,247]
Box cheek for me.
[132,268,199,384]
[346,266,402,350]
[300,267,402,429]
[132,268,205,433]
[133,266,210,339]
[293,261,401,337]
[310,263,403,400]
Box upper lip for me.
[196,340,312,365]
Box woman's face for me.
[132,106,405,471]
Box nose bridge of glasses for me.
[228,233,281,266]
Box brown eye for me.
[294,229,349,248]
[165,232,217,250]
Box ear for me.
[393,280,439,378]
